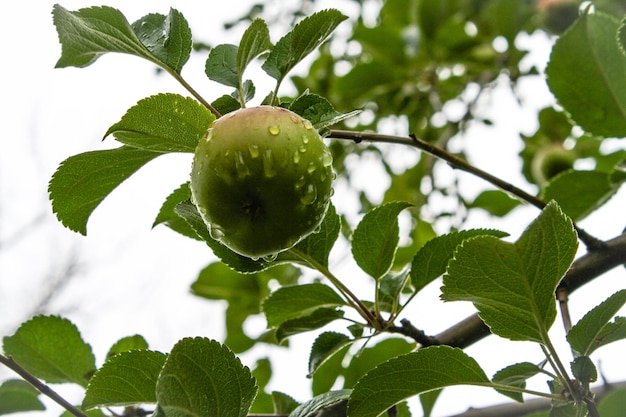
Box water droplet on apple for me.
[300,184,317,205]
[293,151,301,164]
[248,144,260,158]
[208,223,225,241]
[303,120,313,130]
[263,149,276,178]
[268,126,280,135]
[295,175,306,191]
[302,135,309,144]
[321,149,333,166]
[262,253,278,262]
[298,145,307,153]
[307,161,317,174]
[235,151,251,179]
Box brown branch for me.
[445,380,626,417]
[0,354,89,417]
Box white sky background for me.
[1,1,626,417]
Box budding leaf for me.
[442,201,578,343]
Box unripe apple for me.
[190,106,334,259]
[531,144,576,185]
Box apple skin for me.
[190,106,334,259]
[531,144,576,185]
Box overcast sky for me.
[2,2,626,417]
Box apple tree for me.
[2,1,626,416]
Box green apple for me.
[531,144,576,185]
[190,106,334,259]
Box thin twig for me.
[327,129,606,250]
[0,354,89,417]
[557,287,572,333]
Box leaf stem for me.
[288,248,380,329]
[0,354,89,417]
[160,66,222,118]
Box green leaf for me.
[262,9,347,82]
[106,335,149,359]
[276,309,345,343]
[105,94,214,153]
[131,9,192,74]
[205,44,239,87]
[156,337,257,417]
[567,289,626,356]
[377,268,410,313]
[598,387,626,417]
[262,283,346,328]
[540,170,625,221]
[492,362,542,402]
[289,202,340,268]
[2,316,95,387]
[288,93,361,130]
[211,94,242,115]
[53,4,152,68]
[83,350,166,409]
[272,391,300,415]
[342,338,415,389]
[0,380,45,414]
[250,359,273,413]
[468,190,522,217]
[308,332,352,378]
[153,183,201,240]
[352,201,413,280]
[49,146,161,235]
[237,19,272,79]
[619,17,626,56]
[441,201,578,343]
[347,346,490,417]
[546,11,626,138]
[289,390,351,417]
[419,389,442,417]
[410,229,508,294]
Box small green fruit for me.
[531,144,576,185]
[190,106,334,259]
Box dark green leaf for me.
[419,389,442,417]
[211,95,242,115]
[53,4,152,68]
[153,183,201,240]
[156,338,257,417]
[49,146,160,235]
[262,283,346,328]
[206,44,239,87]
[289,94,360,130]
[276,309,345,343]
[106,335,149,359]
[348,346,490,417]
[308,332,351,377]
[0,380,45,414]
[83,350,166,409]
[619,17,626,56]
[2,316,95,387]
[377,268,410,313]
[546,12,626,138]
[410,229,508,294]
[105,94,214,153]
[492,362,542,402]
[262,9,347,82]
[541,170,625,221]
[598,387,626,417]
[272,391,300,415]
[250,359,273,413]
[131,8,192,74]
[567,289,626,356]
[289,390,351,417]
[191,261,263,302]
[441,201,578,343]
[352,201,413,280]
[571,356,597,386]
[237,19,272,79]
